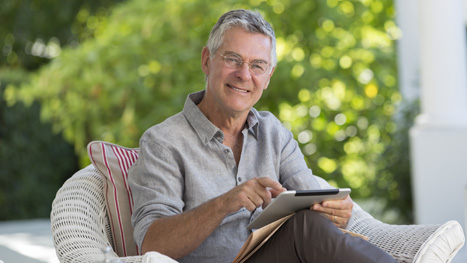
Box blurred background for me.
[0,0,466,262]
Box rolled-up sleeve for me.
[129,130,185,248]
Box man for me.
[129,9,397,263]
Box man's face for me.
[201,27,275,116]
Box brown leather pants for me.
[246,210,398,263]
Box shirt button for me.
[238,177,242,182]
[224,149,230,154]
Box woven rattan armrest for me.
[50,165,144,263]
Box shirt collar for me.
[246,109,259,139]
[183,90,260,145]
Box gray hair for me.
[206,9,277,68]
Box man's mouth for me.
[227,84,248,93]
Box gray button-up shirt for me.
[129,90,321,263]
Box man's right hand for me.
[219,177,286,213]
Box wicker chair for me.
[50,164,465,263]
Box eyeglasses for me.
[217,52,270,75]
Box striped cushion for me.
[87,141,140,257]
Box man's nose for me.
[235,62,252,80]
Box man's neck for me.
[197,96,248,137]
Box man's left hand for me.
[311,195,353,229]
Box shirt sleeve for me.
[129,130,185,249]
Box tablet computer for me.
[247,188,351,230]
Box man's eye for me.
[225,56,241,64]
[251,63,265,70]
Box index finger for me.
[255,177,285,192]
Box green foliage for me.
[7,0,413,222]
[0,0,125,70]
[0,68,79,220]
[0,0,123,220]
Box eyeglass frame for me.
[216,51,271,75]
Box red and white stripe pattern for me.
[111,145,139,213]
[89,141,140,257]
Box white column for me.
[410,1,467,260]
[394,0,420,102]
[415,0,467,127]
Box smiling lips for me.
[227,84,249,93]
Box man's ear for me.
[201,47,211,75]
